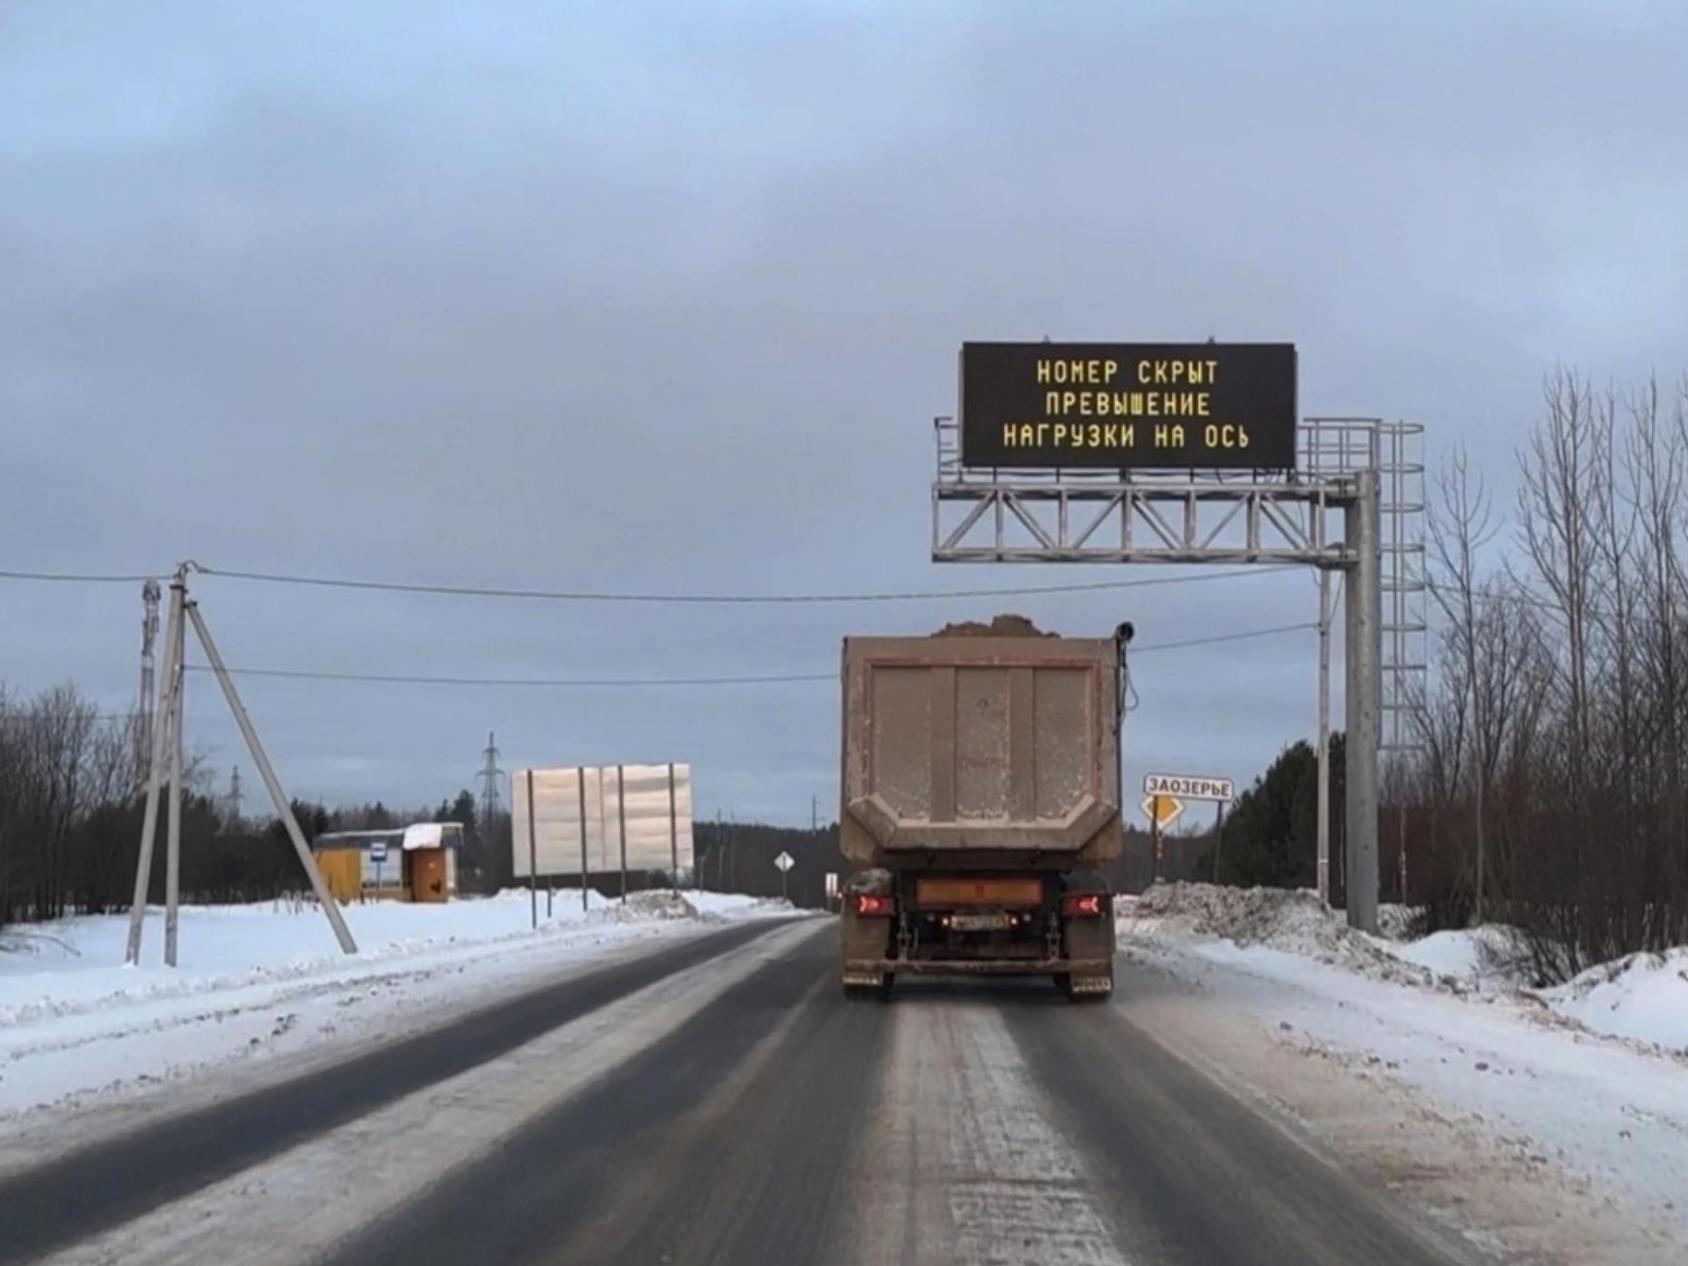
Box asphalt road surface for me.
[2,918,1489,1266]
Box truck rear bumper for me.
[845,956,1113,977]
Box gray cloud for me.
[3,2,1686,824]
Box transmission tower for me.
[478,732,505,825]
[227,765,244,824]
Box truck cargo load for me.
[838,618,1129,1000]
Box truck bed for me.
[839,633,1123,868]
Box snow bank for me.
[1120,881,1688,1056]
[1387,925,1534,992]
[0,889,787,1028]
[0,890,800,1121]
[1540,947,1688,1055]
[1121,882,1438,987]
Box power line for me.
[182,665,835,687]
[189,562,1297,604]
[174,622,1317,690]
[0,568,156,583]
[1132,622,1319,654]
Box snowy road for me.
[1,916,1507,1266]
[1,913,1678,1265]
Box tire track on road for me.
[326,925,882,1266]
[0,917,795,1266]
[837,978,1129,1266]
[1005,997,1490,1266]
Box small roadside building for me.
[311,823,462,904]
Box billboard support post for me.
[576,765,589,912]
[668,762,679,894]
[617,764,628,904]
[526,770,538,930]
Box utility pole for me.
[478,732,504,827]
[127,570,182,965]
[137,579,161,771]
[127,566,357,964]
[164,569,185,967]
[811,794,819,833]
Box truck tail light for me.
[855,893,896,918]
[1062,893,1103,918]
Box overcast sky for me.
[4,1,1687,829]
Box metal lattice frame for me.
[1305,420,1427,754]
[930,415,1429,932]
[930,416,1427,752]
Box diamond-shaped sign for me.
[774,850,794,873]
[1141,793,1185,831]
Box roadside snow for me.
[1124,882,1437,987]
[1388,926,1533,993]
[0,890,792,1121]
[1123,881,1688,1052]
[1117,885,1688,1262]
[1542,948,1688,1054]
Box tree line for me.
[0,687,508,929]
[1206,370,1688,981]
[1395,370,1688,977]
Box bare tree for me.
[1427,442,1500,920]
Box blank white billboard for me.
[511,763,694,879]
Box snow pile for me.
[1539,947,1688,1055]
[1388,926,1532,992]
[488,887,620,910]
[1121,883,1688,1057]
[1121,883,1438,987]
[614,890,699,921]
[611,890,797,922]
[687,891,795,919]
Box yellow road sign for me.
[1141,793,1185,831]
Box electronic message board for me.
[959,342,1297,470]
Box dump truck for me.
[838,617,1129,1001]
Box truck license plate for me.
[950,912,1012,932]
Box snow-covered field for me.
[0,889,793,1122]
[1118,883,1688,1264]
